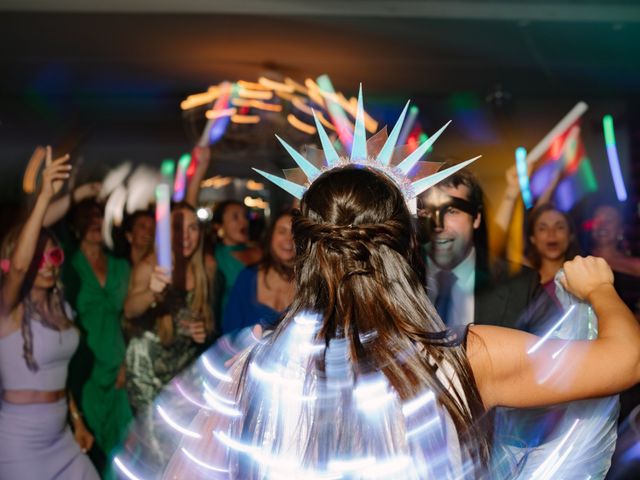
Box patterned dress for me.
[124,288,203,466]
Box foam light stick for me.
[515,147,533,209]
[316,74,353,151]
[155,184,172,272]
[199,82,233,147]
[173,153,191,202]
[602,114,628,202]
[397,105,419,146]
[160,159,176,195]
[526,102,588,166]
[22,146,46,194]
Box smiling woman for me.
[221,209,295,336]
[525,203,581,306]
[0,147,99,480]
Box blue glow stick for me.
[516,147,533,209]
[602,115,628,202]
[155,184,172,272]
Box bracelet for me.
[70,410,83,421]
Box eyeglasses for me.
[38,247,65,269]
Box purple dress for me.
[0,319,99,479]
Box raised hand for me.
[560,256,614,300]
[73,182,102,203]
[40,146,71,200]
[149,265,171,297]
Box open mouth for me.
[434,238,453,247]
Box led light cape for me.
[253,85,480,203]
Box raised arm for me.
[469,256,640,410]
[43,182,102,227]
[185,145,211,208]
[1,147,71,316]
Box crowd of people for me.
[0,133,639,479]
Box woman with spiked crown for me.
[135,88,640,479]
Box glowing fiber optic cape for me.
[491,270,619,479]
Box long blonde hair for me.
[156,203,214,345]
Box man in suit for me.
[418,170,553,332]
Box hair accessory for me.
[0,258,10,274]
[253,84,480,206]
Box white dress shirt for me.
[427,248,476,327]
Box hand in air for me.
[73,182,102,203]
[560,256,614,300]
[149,266,171,297]
[40,146,71,200]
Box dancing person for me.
[222,210,295,335]
[123,202,215,463]
[211,200,262,318]
[63,198,133,472]
[0,147,98,479]
[419,170,552,332]
[590,204,640,313]
[122,209,155,267]
[590,203,640,430]
[164,165,640,479]
[525,203,581,307]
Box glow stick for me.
[172,153,191,202]
[515,147,533,209]
[160,159,175,195]
[199,82,232,147]
[22,146,45,194]
[316,74,353,151]
[526,102,588,165]
[602,115,628,202]
[155,184,172,272]
[397,105,419,146]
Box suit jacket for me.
[474,259,556,333]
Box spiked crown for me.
[253,85,479,206]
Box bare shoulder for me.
[132,254,154,281]
[204,253,217,278]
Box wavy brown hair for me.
[234,167,491,476]
[0,227,73,371]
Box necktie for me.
[435,270,456,325]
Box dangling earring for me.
[217,228,225,239]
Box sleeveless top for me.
[0,320,78,391]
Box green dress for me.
[64,250,133,464]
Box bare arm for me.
[469,256,640,409]
[43,182,102,227]
[68,391,94,453]
[185,145,211,207]
[534,167,563,208]
[1,147,71,316]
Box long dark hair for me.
[0,228,72,371]
[258,209,294,283]
[234,167,490,476]
[526,203,581,269]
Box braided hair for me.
[235,166,491,477]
